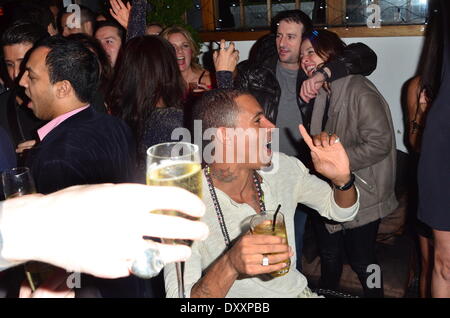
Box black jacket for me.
[26,106,136,194]
[235,42,378,126]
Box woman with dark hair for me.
[300,29,397,298]
[66,33,112,113]
[107,35,185,180]
[405,1,442,298]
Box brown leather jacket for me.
[310,75,398,233]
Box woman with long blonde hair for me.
[161,26,213,93]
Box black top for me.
[26,106,136,194]
[418,3,450,231]
[135,107,184,182]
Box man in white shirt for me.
[164,89,360,298]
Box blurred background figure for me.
[0,22,48,158]
[95,20,125,68]
[107,35,185,180]
[60,5,96,37]
[1,1,58,36]
[161,26,213,93]
[146,22,163,35]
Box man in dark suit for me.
[18,36,140,297]
[19,36,135,194]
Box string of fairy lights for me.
[190,0,429,30]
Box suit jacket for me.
[25,106,145,298]
[26,106,135,194]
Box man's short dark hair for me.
[271,9,313,34]
[95,20,125,43]
[79,5,96,25]
[1,22,49,47]
[58,5,96,30]
[192,89,250,132]
[34,36,99,103]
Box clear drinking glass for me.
[146,142,202,298]
[250,210,291,277]
[1,167,53,291]
[1,167,36,199]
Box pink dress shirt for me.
[37,105,90,141]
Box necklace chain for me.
[204,165,266,248]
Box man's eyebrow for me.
[25,66,36,75]
[252,111,264,120]
[4,57,23,62]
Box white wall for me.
[208,36,425,153]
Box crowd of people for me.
[0,0,449,299]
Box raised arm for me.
[109,0,132,29]
[300,43,378,102]
[299,125,357,209]
[213,40,240,89]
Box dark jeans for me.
[312,216,384,298]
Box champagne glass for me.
[1,167,53,291]
[146,142,202,298]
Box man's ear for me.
[54,80,72,99]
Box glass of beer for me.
[250,210,291,277]
[1,167,53,291]
[146,142,202,298]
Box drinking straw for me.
[272,204,281,232]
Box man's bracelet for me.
[333,173,355,191]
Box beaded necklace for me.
[204,165,266,249]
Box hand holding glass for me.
[250,210,291,277]
[146,142,202,297]
[1,167,54,291]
